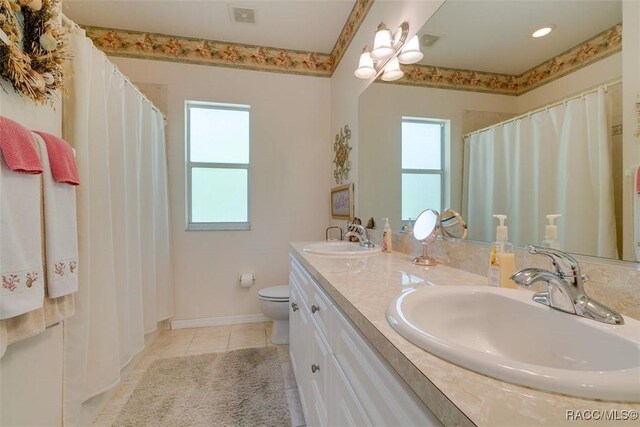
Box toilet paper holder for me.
[239,273,255,288]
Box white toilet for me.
[258,285,290,344]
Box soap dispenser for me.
[541,214,561,249]
[488,215,517,289]
[382,218,393,252]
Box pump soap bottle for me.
[382,218,393,253]
[541,214,561,249]
[488,215,517,289]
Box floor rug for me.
[114,347,291,427]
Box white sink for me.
[303,241,382,256]
[387,286,640,402]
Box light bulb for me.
[354,50,376,79]
[381,57,403,81]
[370,23,394,61]
[398,35,423,64]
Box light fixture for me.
[381,57,404,81]
[532,25,555,38]
[398,35,423,64]
[370,23,394,60]
[355,21,422,81]
[354,48,376,79]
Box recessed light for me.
[532,25,555,38]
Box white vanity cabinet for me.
[289,255,441,427]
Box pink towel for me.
[0,116,43,174]
[33,131,80,186]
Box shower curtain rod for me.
[464,79,622,139]
[61,15,168,124]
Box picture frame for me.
[331,183,354,220]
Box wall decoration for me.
[86,26,333,78]
[333,124,352,184]
[331,183,354,220]
[0,0,68,103]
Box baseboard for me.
[170,313,271,330]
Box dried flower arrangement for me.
[0,0,68,104]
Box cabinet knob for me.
[311,305,320,313]
[291,302,298,312]
[311,364,320,373]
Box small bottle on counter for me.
[382,217,393,253]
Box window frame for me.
[185,101,251,231]
[401,117,445,221]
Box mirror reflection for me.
[358,0,634,261]
[440,208,467,240]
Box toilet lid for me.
[258,285,289,301]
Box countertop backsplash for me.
[363,228,640,321]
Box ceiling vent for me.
[229,6,256,24]
[421,34,440,48]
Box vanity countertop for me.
[290,242,640,427]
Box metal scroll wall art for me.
[333,124,352,185]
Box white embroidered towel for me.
[34,134,79,298]
[0,147,44,319]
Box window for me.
[401,118,444,221]
[186,101,251,230]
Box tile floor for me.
[91,322,306,427]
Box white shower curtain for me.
[62,28,174,426]
[465,87,618,258]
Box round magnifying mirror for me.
[412,209,439,266]
[439,209,468,240]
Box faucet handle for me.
[526,245,580,275]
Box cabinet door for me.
[307,328,330,427]
[289,283,310,419]
[330,354,371,427]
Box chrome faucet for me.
[511,245,624,325]
[344,222,375,248]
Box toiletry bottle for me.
[382,218,393,253]
[488,215,517,288]
[541,214,561,249]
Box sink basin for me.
[387,286,640,402]
[303,241,382,256]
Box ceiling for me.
[417,0,622,75]
[63,0,356,53]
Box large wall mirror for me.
[358,0,638,262]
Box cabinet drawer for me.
[309,281,333,341]
[332,306,441,426]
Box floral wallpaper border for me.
[85,12,620,98]
[85,26,334,76]
[84,0,373,78]
[389,23,622,96]
[330,0,374,71]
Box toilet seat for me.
[258,285,289,301]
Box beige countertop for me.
[290,242,640,427]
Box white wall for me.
[110,57,332,322]
[0,81,63,426]
[358,83,518,228]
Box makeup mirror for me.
[412,209,439,266]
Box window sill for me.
[186,222,251,231]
